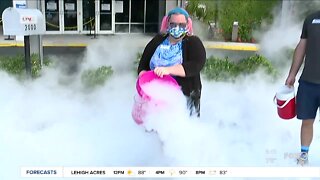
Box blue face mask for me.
[168,26,187,39]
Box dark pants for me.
[187,89,201,117]
[297,80,320,119]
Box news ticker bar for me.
[21,167,320,178]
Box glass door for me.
[130,0,144,33]
[98,0,113,33]
[114,0,129,33]
[63,0,78,33]
[82,0,95,34]
[44,0,60,33]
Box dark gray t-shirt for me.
[300,11,320,84]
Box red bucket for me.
[274,86,296,120]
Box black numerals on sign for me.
[25,24,37,31]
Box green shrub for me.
[237,55,276,75]
[202,57,240,81]
[132,52,142,74]
[135,52,142,66]
[219,0,280,42]
[285,48,294,59]
[186,0,280,41]
[0,54,52,78]
[81,66,113,89]
[202,54,277,81]
[186,0,217,23]
[135,52,277,81]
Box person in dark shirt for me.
[285,10,320,166]
[137,7,206,117]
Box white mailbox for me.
[2,7,45,36]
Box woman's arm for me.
[181,36,206,77]
[154,64,185,77]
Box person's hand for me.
[285,75,295,87]
[154,67,170,78]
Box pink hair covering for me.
[160,15,193,35]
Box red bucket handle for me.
[273,96,293,109]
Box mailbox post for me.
[2,7,45,77]
[24,35,31,76]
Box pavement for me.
[0,33,260,51]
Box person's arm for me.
[285,39,307,86]
[181,36,206,77]
[154,64,185,77]
[285,16,309,86]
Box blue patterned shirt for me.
[150,37,183,70]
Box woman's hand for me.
[154,67,170,78]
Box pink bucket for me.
[132,71,180,125]
[131,94,147,125]
[136,71,180,101]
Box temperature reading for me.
[220,170,227,175]
[138,170,146,175]
[179,170,187,175]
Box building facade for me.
[1,0,186,34]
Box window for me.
[145,0,160,33]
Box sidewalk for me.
[0,34,259,51]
